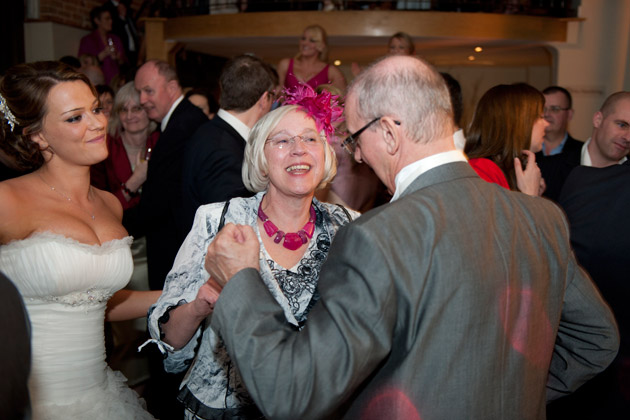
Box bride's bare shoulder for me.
[0,175,39,243]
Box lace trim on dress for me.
[2,231,133,255]
[30,287,115,307]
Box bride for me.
[0,61,158,419]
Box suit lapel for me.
[149,100,196,166]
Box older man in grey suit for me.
[202,56,619,419]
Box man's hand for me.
[205,223,260,288]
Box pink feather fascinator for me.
[281,84,344,142]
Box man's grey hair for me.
[348,56,453,144]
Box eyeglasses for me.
[543,106,570,114]
[342,117,380,155]
[342,117,401,155]
[266,134,324,150]
[120,105,144,115]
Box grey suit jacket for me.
[211,162,619,420]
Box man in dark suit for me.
[550,162,630,419]
[135,58,207,420]
[202,55,619,419]
[540,90,630,201]
[0,272,31,420]
[134,59,207,290]
[181,55,278,236]
[537,86,583,201]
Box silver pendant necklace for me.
[38,174,96,220]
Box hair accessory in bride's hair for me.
[281,84,344,142]
[0,93,18,132]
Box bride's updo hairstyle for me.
[0,61,95,171]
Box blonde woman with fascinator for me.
[0,61,158,419]
[278,24,347,92]
[146,84,359,419]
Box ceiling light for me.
[474,46,483,53]
[468,55,476,61]
[334,60,341,66]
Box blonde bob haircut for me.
[296,25,329,62]
[242,105,337,193]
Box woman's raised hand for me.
[515,150,545,197]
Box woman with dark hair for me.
[465,83,549,196]
[277,24,346,91]
[95,84,115,120]
[185,88,219,119]
[79,6,127,84]
[0,61,156,419]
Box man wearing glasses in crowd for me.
[539,86,582,157]
[539,88,630,200]
[536,85,583,200]
[202,55,619,420]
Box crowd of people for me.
[0,15,628,420]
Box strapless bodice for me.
[0,232,149,418]
[1,232,133,305]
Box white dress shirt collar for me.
[160,95,184,132]
[581,137,627,166]
[391,150,468,202]
[217,109,251,142]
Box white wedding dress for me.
[0,232,155,420]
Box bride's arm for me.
[106,289,162,321]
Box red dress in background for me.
[91,131,160,210]
[468,157,510,189]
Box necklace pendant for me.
[257,197,316,252]
[263,220,278,237]
[303,221,315,237]
[283,233,304,251]
[273,231,285,244]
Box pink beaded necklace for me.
[257,199,316,251]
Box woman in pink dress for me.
[278,24,346,92]
[78,6,127,85]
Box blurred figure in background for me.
[103,0,140,68]
[315,83,385,212]
[440,72,465,150]
[388,31,415,56]
[96,84,115,120]
[185,88,219,120]
[278,24,346,92]
[79,6,127,84]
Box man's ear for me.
[567,108,574,121]
[593,111,603,128]
[257,91,271,107]
[167,79,180,98]
[380,117,401,156]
